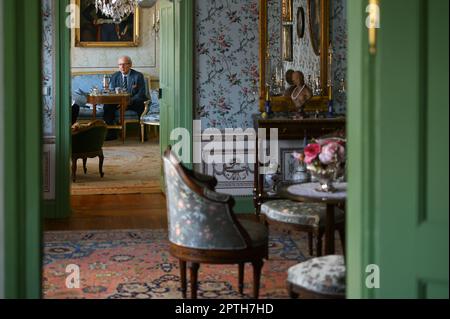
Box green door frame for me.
[44,0,71,219]
[347,0,371,299]
[3,0,42,298]
[176,0,194,163]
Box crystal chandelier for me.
[94,0,156,22]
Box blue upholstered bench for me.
[72,72,159,140]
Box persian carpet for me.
[43,229,314,299]
[71,140,162,196]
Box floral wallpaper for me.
[42,0,56,137]
[330,0,347,114]
[195,0,260,130]
[42,0,56,200]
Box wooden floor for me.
[44,193,257,232]
[44,193,168,231]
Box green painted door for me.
[347,0,449,298]
[159,0,176,161]
[158,0,194,183]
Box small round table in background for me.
[278,183,347,255]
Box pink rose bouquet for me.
[300,137,346,191]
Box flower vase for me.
[311,170,336,193]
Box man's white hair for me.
[119,56,133,64]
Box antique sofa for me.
[71,71,160,139]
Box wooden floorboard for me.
[44,191,258,232]
[44,193,168,231]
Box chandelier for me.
[94,0,157,22]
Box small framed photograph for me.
[280,148,304,183]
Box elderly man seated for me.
[103,55,148,140]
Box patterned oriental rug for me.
[71,140,162,196]
[43,229,313,299]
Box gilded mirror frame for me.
[259,0,329,112]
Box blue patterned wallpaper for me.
[42,0,56,136]
[195,0,260,130]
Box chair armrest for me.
[181,164,218,190]
[140,100,151,121]
[203,188,234,205]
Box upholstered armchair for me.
[163,148,269,299]
[140,90,160,142]
[71,120,107,182]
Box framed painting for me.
[282,25,293,61]
[282,0,293,23]
[75,0,140,47]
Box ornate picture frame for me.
[75,0,140,47]
[282,25,293,62]
[282,0,293,23]
[308,0,321,56]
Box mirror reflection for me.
[261,0,347,114]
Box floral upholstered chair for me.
[163,147,269,299]
[287,255,346,299]
[261,200,345,256]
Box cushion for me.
[141,89,160,125]
[287,255,346,296]
[239,220,269,248]
[260,200,344,228]
[149,89,160,113]
[141,113,160,124]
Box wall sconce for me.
[152,7,160,36]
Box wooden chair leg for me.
[140,124,145,143]
[308,232,314,256]
[99,153,105,178]
[71,158,77,182]
[190,263,200,299]
[252,260,263,299]
[179,260,187,299]
[316,229,324,257]
[338,226,346,257]
[287,283,299,299]
[238,263,245,295]
[83,158,88,174]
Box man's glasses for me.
[118,63,131,66]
